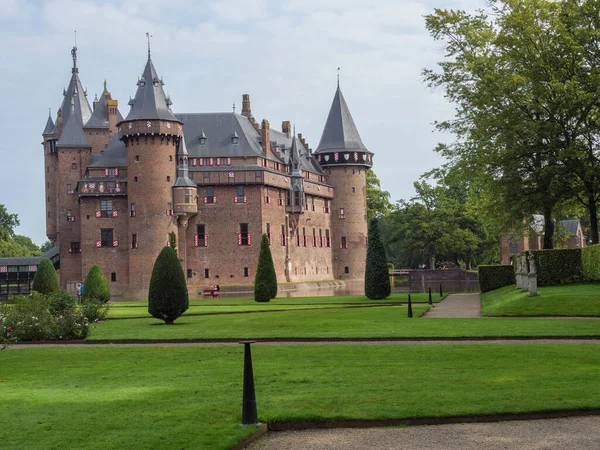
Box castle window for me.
[111,272,117,282]
[185,189,194,204]
[294,191,301,206]
[130,203,136,217]
[67,184,72,194]
[72,163,77,170]
[244,267,249,277]
[187,269,192,278]
[341,236,348,249]
[205,186,215,204]
[239,223,250,246]
[266,223,271,243]
[204,268,209,278]
[235,186,246,203]
[286,190,291,206]
[131,234,138,249]
[204,172,210,178]
[100,228,113,248]
[304,195,309,210]
[166,176,171,182]
[302,227,307,247]
[311,196,315,211]
[100,200,113,218]
[135,155,140,162]
[345,266,350,274]
[196,224,206,247]
[278,189,283,206]
[339,208,345,219]
[281,224,286,246]
[312,228,317,247]
[169,155,173,161]
[66,209,73,222]
[324,199,330,214]
[351,187,356,193]
[134,176,138,182]
[326,229,331,248]
[70,242,80,253]
[319,229,323,247]
[265,186,270,204]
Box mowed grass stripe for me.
[2,345,600,449]
[89,306,600,340]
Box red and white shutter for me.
[248,233,252,246]
[115,168,119,176]
[204,234,208,247]
[112,210,118,218]
[194,234,199,247]
[112,240,119,248]
[238,233,242,246]
[95,240,102,248]
[95,211,101,218]
[104,168,109,176]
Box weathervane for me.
[337,67,340,88]
[146,32,153,59]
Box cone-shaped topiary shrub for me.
[31,258,60,295]
[254,233,277,301]
[148,246,189,324]
[365,218,391,300]
[254,282,271,303]
[82,265,111,303]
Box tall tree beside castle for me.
[148,246,188,324]
[365,218,390,300]
[254,234,277,301]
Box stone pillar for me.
[520,253,529,292]
[528,253,538,297]
[516,254,523,289]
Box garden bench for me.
[202,289,220,298]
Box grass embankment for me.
[108,293,443,319]
[482,284,600,316]
[90,306,600,340]
[2,345,600,449]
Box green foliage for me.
[532,249,583,286]
[40,240,53,253]
[80,300,111,323]
[13,235,41,255]
[31,258,59,295]
[582,244,600,281]
[0,204,19,241]
[366,169,392,219]
[254,233,277,301]
[169,231,177,255]
[148,246,189,324]
[365,218,391,299]
[0,239,36,257]
[478,265,515,293]
[48,291,77,316]
[254,282,271,303]
[82,265,111,303]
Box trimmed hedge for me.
[478,265,516,293]
[254,234,277,301]
[582,244,600,281]
[148,246,189,324]
[31,258,60,295]
[531,248,582,286]
[82,265,111,303]
[365,218,391,300]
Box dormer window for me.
[138,77,146,87]
[199,131,207,145]
[231,132,239,145]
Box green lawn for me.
[90,306,600,340]
[2,345,600,449]
[108,293,443,319]
[482,283,600,316]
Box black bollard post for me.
[439,283,443,298]
[428,287,432,305]
[239,340,258,425]
[407,294,413,318]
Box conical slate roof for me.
[57,101,90,148]
[42,112,55,135]
[59,47,93,129]
[174,135,196,187]
[315,86,367,153]
[89,132,126,167]
[85,82,110,128]
[125,55,179,122]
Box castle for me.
[41,45,373,299]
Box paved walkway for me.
[423,293,482,318]
[246,416,600,450]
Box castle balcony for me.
[173,187,198,215]
[78,179,127,196]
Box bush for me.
[254,234,277,301]
[254,282,271,303]
[31,258,59,295]
[48,291,77,316]
[582,244,600,281]
[478,265,516,293]
[531,248,582,286]
[82,265,111,303]
[148,246,189,324]
[365,218,391,300]
[80,300,110,323]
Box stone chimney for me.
[242,94,251,118]
[93,95,99,111]
[56,108,63,135]
[261,119,270,157]
[282,121,291,139]
[107,99,119,136]
[298,133,308,149]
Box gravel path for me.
[246,416,600,450]
[423,293,482,318]
[8,338,600,349]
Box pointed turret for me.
[85,81,110,128]
[174,136,196,187]
[124,52,179,122]
[42,110,55,135]
[57,100,90,148]
[57,46,93,130]
[286,135,305,214]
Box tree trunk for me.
[543,205,554,249]
[589,199,599,245]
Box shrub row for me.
[582,244,600,281]
[478,265,516,293]
[531,248,582,286]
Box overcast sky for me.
[0,0,483,246]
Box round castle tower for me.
[314,84,373,280]
[118,47,183,295]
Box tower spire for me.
[146,32,153,59]
[71,44,78,74]
[337,67,340,88]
